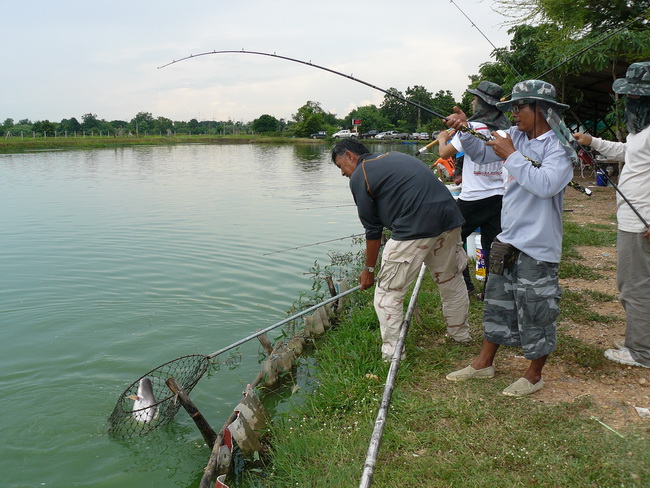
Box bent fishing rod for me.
[159,50,452,121]
[158,49,590,195]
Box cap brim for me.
[613,77,650,96]
[467,88,500,106]
[496,98,570,112]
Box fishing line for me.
[532,8,650,82]
[449,0,524,81]
[467,7,650,249]
[263,232,365,256]
[295,204,357,210]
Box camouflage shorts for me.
[483,252,561,359]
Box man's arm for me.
[437,130,458,159]
[360,238,381,290]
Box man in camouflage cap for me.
[438,81,510,299]
[443,79,574,396]
[573,61,650,368]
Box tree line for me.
[0,86,462,140]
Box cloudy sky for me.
[1,0,514,124]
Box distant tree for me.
[173,120,188,134]
[59,117,82,134]
[380,88,409,127]
[32,119,56,135]
[18,119,31,125]
[343,105,390,133]
[188,118,199,133]
[81,113,99,131]
[292,101,336,137]
[153,116,173,134]
[404,85,437,130]
[130,112,154,134]
[3,118,14,129]
[252,114,280,133]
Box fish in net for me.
[108,354,210,438]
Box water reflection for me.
[0,143,363,488]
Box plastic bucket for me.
[596,169,607,187]
[475,235,486,281]
[466,231,479,262]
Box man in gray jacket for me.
[332,139,470,360]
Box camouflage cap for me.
[496,79,569,112]
[467,81,504,106]
[612,62,650,96]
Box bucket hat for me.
[497,80,569,112]
[612,62,650,96]
[467,81,504,106]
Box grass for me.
[0,134,323,153]
[560,221,617,281]
[252,283,649,487]
[238,208,648,487]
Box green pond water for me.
[2,142,405,487]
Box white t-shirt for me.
[589,125,650,233]
[451,121,506,201]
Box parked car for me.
[374,131,393,139]
[310,131,327,139]
[410,132,421,140]
[419,132,430,140]
[332,129,358,139]
[395,132,410,140]
[361,130,380,139]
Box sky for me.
[1,0,515,124]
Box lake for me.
[0,141,421,488]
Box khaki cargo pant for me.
[374,227,470,359]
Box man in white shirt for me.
[438,81,510,299]
[574,61,650,368]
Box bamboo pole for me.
[359,264,427,488]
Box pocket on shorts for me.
[521,270,561,327]
[378,253,414,291]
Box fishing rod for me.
[159,49,590,195]
[159,50,451,121]
[417,128,455,155]
[416,138,439,155]
[581,149,649,228]
[448,7,596,197]
[263,233,365,256]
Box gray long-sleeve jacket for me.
[459,128,573,262]
[349,151,464,241]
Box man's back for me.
[349,151,464,241]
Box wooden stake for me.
[165,377,217,448]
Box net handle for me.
[206,284,361,359]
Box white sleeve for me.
[589,137,626,162]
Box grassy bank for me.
[245,216,648,487]
[0,134,324,153]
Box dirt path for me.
[492,174,649,431]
